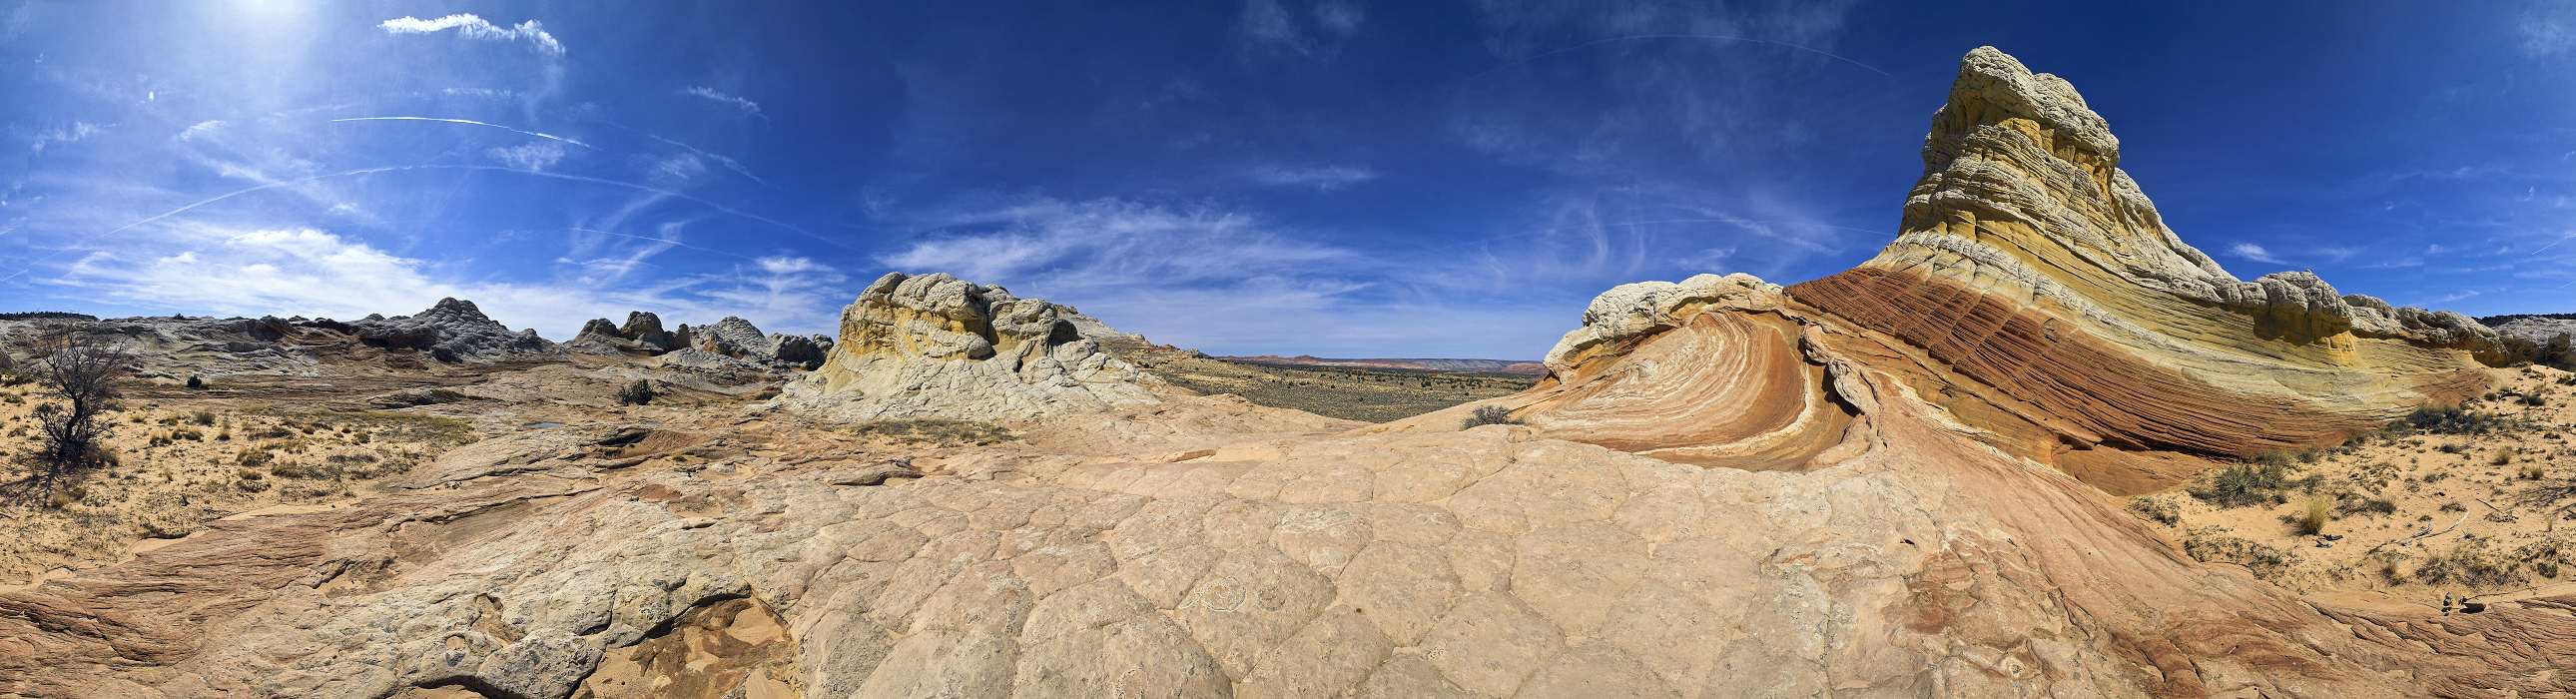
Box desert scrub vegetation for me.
[1460,404,1521,429]
[617,378,656,406]
[2403,538,2576,588]
[2388,406,2514,435]
[2127,496,2180,525]
[13,331,137,502]
[2289,493,2335,535]
[2182,528,2298,582]
[843,418,1016,446]
[2189,455,2320,507]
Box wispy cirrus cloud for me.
[683,87,766,120]
[30,121,104,152]
[1233,0,1365,58]
[1245,164,1380,191]
[175,120,225,142]
[378,14,565,56]
[2229,242,2290,265]
[487,141,569,172]
[2523,5,2576,57]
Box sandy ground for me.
[2140,363,2576,608]
[0,380,479,587]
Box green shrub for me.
[2393,406,2509,435]
[2190,459,2314,507]
[1460,405,1520,429]
[2127,496,2180,525]
[617,379,656,406]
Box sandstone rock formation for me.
[568,312,686,355]
[691,317,773,359]
[782,272,1154,420]
[351,299,556,362]
[1780,46,2496,486]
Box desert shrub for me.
[21,332,136,500]
[616,379,656,406]
[169,428,203,441]
[235,450,273,468]
[2127,496,2180,525]
[2415,540,2525,587]
[2182,528,2298,581]
[2291,494,2334,535]
[268,460,328,479]
[2393,406,2510,435]
[1460,405,1520,429]
[191,410,216,426]
[2495,447,2520,466]
[2190,459,2313,507]
[185,374,203,389]
[2337,496,2397,517]
[2521,463,2547,480]
[845,418,1016,446]
[2521,393,2549,407]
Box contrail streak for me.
[330,116,595,148]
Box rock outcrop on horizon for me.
[349,298,555,362]
[782,272,1154,420]
[569,312,685,355]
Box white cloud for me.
[30,122,103,152]
[1232,0,1361,58]
[1245,164,1381,191]
[378,14,565,56]
[176,120,226,142]
[2229,243,2288,265]
[684,87,766,120]
[54,226,849,340]
[486,141,568,172]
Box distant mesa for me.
[780,271,1155,420]
[1219,354,1546,375]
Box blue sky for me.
[2,1,2572,358]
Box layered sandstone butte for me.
[781,272,1155,420]
[1511,47,2498,492]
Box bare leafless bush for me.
[16,330,136,502]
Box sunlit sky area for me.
[3,1,2572,357]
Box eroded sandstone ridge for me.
[780,272,1155,420]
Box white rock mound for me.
[781,272,1154,420]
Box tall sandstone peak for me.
[1772,46,2501,482]
[781,272,1153,419]
[1493,47,2510,493]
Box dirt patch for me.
[572,597,799,699]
